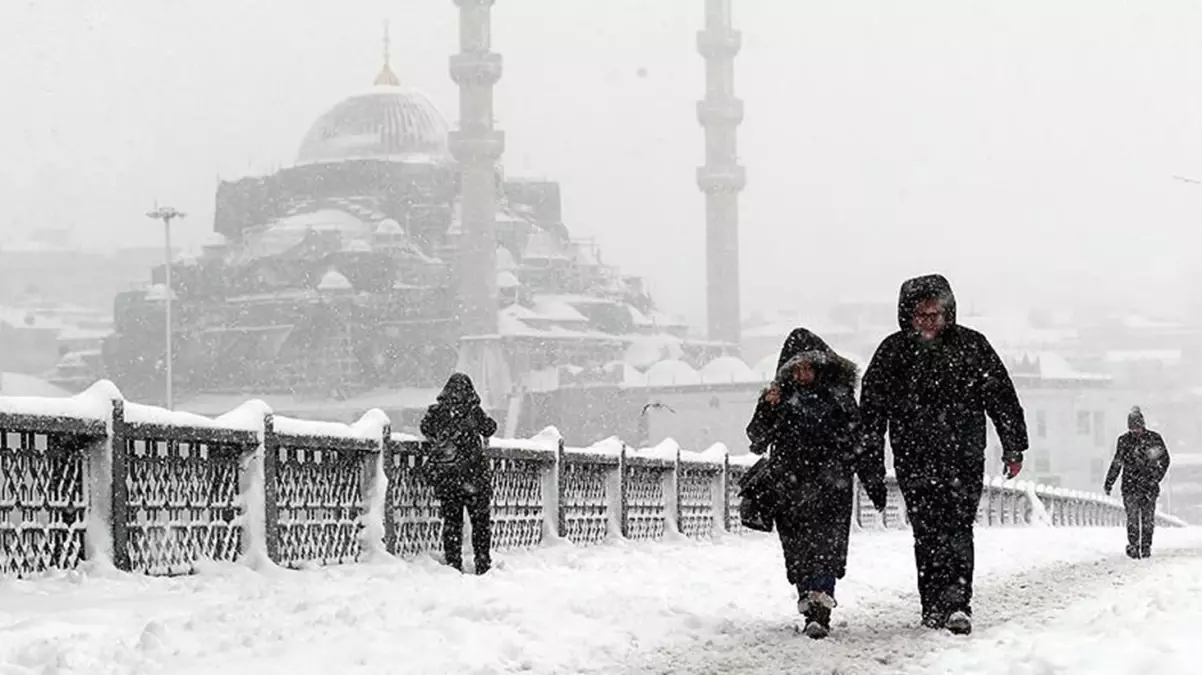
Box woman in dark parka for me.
[420,372,498,574]
[747,328,887,639]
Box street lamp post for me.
[146,205,185,409]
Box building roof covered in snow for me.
[0,372,72,398]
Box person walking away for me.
[859,274,1029,635]
[1104,406,1171,559]
[420,373,498,574]
[747,328,888,640]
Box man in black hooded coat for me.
[420,373,498,574]
[860,274,1028,635]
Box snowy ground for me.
[1,526,1200,675]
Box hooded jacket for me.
[420,373,498,493]
[1105,409,1170,496]
[744,327,887,579]
[860,275,1029,485]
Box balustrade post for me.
[721,452,732,534]
[709,449,727,537]
[261,413,281,564]
[109,399,131,572]
[359,422,390,558]
[544,437,564,541]
[381,430,399,555]
[616,443,629,539]
[664,448,682,537]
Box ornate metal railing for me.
[559,452,616,545]
[0,412,102,578]
[677,461,721,540]
[116,407,253,576]
[265,416,380,569]
[0,381,1185,579]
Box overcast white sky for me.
[1,0,1200,327]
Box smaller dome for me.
[318,269,353,292]
[604,360,648,387]
[645,359,701,387]
[376,219,404,235]
[700,356,757,383]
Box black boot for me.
[798,591,834,640]
[945,610,972,635]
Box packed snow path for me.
[1,527,1200,675]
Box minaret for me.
[449,0,504,336]
[696,0,745,346]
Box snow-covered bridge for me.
[0,382,1194,673]
[2,527,1200,674]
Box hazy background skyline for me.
[2,0,1200,330]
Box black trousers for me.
[1123,490,1158,558]
[439,485,493,572]
[900,477,983,620]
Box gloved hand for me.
[1003,461,1022,480]
[1103,485,1112,496]
[864,480,887,512]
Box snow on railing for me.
[0,382,1183,579]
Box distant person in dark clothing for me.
[747,328,887,640]
[1105,406,1171,559]
[860,274,1029,635]
[420,373,498,575]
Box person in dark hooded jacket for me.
[1105,406,1171,559]
[420,373,498,574]
[747,328,887,639]
[860,274,1028,635]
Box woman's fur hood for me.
[771,327,860,394]
[775,349,860,393]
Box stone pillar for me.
[449,0,504,336]
[696,0,746,346]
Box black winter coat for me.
[1105,430,1170,496]
[419,373,498,497]
[745,328,886,579]
[860,275,1029,490]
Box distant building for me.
[994,352,1129,492]
[101,42,698,430]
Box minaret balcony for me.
[696,29,742,59]
[450,51,503,86]
[449,130,506,162]
[696,165,747,193]
[696,98,744,126]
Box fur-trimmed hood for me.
[773,327,859,392]
[776,349,860,392]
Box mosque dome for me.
[295,39,450,166]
